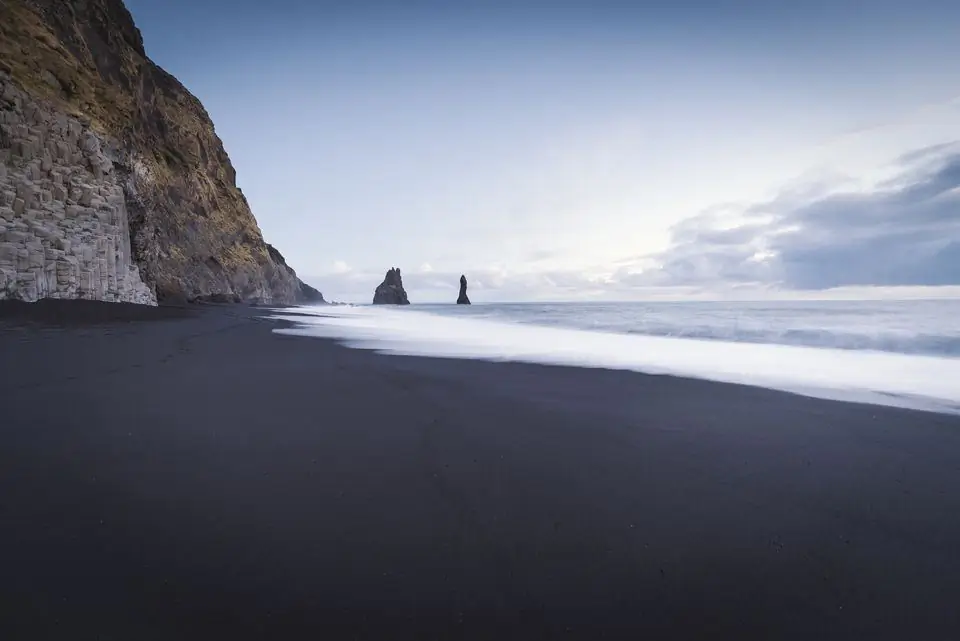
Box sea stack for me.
[373,268,409,305]
[457,274,471,305]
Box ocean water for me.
[272,300,960,414]
[416,300,960,358]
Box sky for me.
[124,0,960,303]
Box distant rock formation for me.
[457,274,471,305]
[373,268,409,305]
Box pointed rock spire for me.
[457,274,471,305]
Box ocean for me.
[416,299,960,357]
[273,299,960,414]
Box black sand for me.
[2,301,960,640]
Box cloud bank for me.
[638,143,960,291]
[307,142,960,302]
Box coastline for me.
[3,301,960,640]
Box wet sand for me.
[2,300,960,640]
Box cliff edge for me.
[0,0,321,304]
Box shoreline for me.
[272,303,960,416]
[3,301,960,639]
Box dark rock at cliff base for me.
[298,281,325,304]
[457,275,471,305]
[373,268,409,305]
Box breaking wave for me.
[272,304,960,415]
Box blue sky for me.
[125,0,960,302]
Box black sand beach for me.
[3,301,960,640]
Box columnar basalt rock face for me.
[0,75,155,304]
[0,0,322,305]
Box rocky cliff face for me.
[0,0,321,304]
[0,75,155,304]
[373,268,409,305]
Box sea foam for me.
[272,305,960,415]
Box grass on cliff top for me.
[0,4,134,133]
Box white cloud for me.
[302,140,960,303]
[634,143,960,291]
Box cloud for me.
[895,141,960,167]
[303,142,960,302]
[638,142,960,290]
